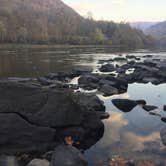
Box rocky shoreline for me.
[0,53,166,165]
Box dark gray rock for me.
[164,105,166,111]
[0,113,56,154]
[126,55,135,59]
[143,55,153,58]
[99,84,118,96]
[113,57,127,61]
[0,80,106,155]
[142,105,158,112]
[99,64,115,72]
[99,75,128,94]
[50,145,87,166]
[143,60,157,67]
[160,128,166,145]
[112,99,146,112]
[75,92,105,112]
[161,117,166,123]
[72,67,93,76]
[78,75,99,90]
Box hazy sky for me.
[63,0,166,22]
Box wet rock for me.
[27,159,50,166]
[142,77,161,84]
[99,84,118,96]
[164,105,166,111]
[97,112,110,119]
[135,57,141,60]
[78,75,99,90]
[99,64,115,72]
[143,60,157,67]
[142,105,158,112]
[143,55,153,58]
[0,80,106,154]
[112,99,146,112]
[128,60,136,65]
[100,75,128,94]
[113,57,127,61]
[160,128,166,145]
[126,55,136,59]
[0,155,19,166]
[45,72,75,82]
[75,92,105,112]
[161,117,166,123]
[71,67,92,76]
[149,111,161,117]
[50,145,87,166]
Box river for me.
[0,46,166,165]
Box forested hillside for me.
[146,21,166,47]
[0,0,155,48]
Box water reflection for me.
[85,83,166,165]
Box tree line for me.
[0,3,155,49]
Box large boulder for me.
[0,80,106,155]
[50,145,87,166]
[99,64,115,72]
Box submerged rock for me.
[50,145,87,166]
[142,105,158,112]
[112,99,146,112]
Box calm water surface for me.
[0,46,165,164]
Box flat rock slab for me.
[0,80,106,155]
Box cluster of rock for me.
[99,55,166,85]
[0,145,87,166]
[15,54,165,98]
[1,54,166,165]
[0,78,108,166]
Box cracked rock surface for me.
[0,80,107,155]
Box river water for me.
[0,46,165,165]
